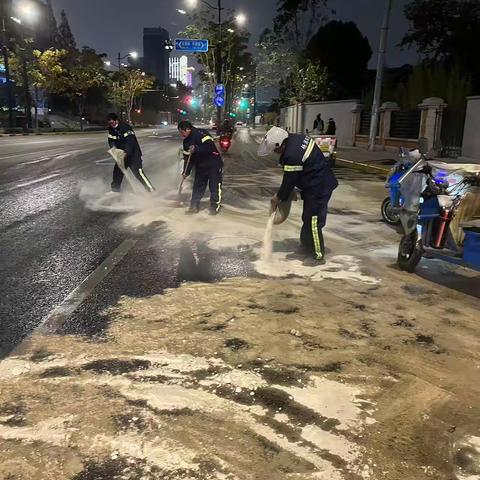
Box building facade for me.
[143,27,170,86]
[169,56,194,87]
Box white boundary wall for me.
[280,99,360,147]
[461,96,480,162]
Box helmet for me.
[257,126,289,156]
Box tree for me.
[307,21,372,99]
[396,64,471,109]
[273,0,331,51]
[108,69,155,123]
[23,47,107,127]
[57,10,76,51]
[66,47,106,124]
[282,60,330,104]
[256,1,331,100]
[181,7,253,112]
[256,28,298,90]
[401,0,480,90]
[45,0,60,47]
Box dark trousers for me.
[300,192,332,260]
[191,167,223,211]
[111,157,155,192]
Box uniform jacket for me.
[182,127,223,175]
[108,122,142,161]
[277,134,338,201]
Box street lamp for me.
[235,13,247,26]
[176,9,187,15]
[104,60,111,67]
[3,0,40,132]
[117,51,138,70]
[17,0,39,24]
[164,39,174,51]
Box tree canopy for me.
[307,20,372,99]
[401,0,480,90]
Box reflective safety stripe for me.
[108,134,118,140]
[123,130,136,137]
[216,182,222,211]
[284,165,303,172]
[139,168,154,192]
[311,216,323,260]
[301,139,315,162]
[201,135,214,143]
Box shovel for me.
[177,152,193,199]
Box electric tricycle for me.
[396,140,480,273]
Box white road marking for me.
[0,173,62,193]
[39,238,138,333]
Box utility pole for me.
[215,0,223,130]
[368,0,392,151]
[1,5,15,133]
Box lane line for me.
[0,173,62,193]
[38,238,138,334]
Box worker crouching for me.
[258,127,338,264]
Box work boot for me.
[209,206,221,215]
[185,205,200,215]
[302,256,326,267]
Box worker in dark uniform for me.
[178,120,223,215]
[106,113,155,193]
[258,127,338,264]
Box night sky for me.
[51,0,418,69]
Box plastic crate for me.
[463,228,480,267]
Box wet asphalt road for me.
[0,129,177,356]
[0,127,280,356]
[1,128,478,358]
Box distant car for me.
[236,121,244,127]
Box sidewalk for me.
[336,146,396,175]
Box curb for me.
[335,157,390,176]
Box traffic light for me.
[239,98,248,110]
[185,96,193,104]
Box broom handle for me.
[178,152,193,195]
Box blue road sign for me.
[214,83,225,95]
[214,95,225,108]
[174,38,209,53]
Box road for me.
[0,127,393,355]
[0,128,479,480]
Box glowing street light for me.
[227,28,234,33]
[176,9,187,14]
[235,13,247,26]
[10,16,22,25]
[17,0,39,24]
[117,51,138,69]
[104,60,111,67]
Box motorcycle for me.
[381,147,414,225]
[396,139,480,273]
[219,134,232,153]
[382,147,448,225]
